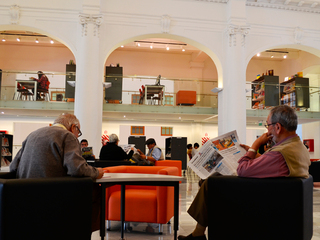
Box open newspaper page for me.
[188,130,247,179]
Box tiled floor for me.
[92,172,320,240]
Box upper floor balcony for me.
[0,70,320,124]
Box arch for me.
[102,33,224,87]
[0,24,76,56]
[246,43,320,67]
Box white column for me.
[74,13,103,155]
[218,0,249,143]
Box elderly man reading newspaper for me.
[179,105,310,240]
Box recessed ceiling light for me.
[50,40,54,44]
[35,38,39,43]
[283,55,287,59]
[16,37,20,42]
[257,53,260,57]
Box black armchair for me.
[207,175,313,240]
[309,161,320,182]
[0,172,93,240]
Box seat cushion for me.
[107,189,157,222]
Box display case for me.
[0,133,13,167]
[252,76,280,109]
[105,66,123,103]
[128,136,146,155]
[165,137,187,170]
[280,77,309,109]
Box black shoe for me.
[198,179,205,187]
[178,233,207,240]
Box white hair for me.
[109,134,119,143]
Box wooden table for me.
[95,172,182,240]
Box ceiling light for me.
[16,37,20,42]
[1,37,5,42]
[283,55,287,59]
[35,38,39,43]
[182,48,185,52]
[271,55,274,58]
[166,46,169,50]
[121,45,124,48]
[50,39,54,44]
[150,44,153,49]
[257,53,260,57]
[137,43,140,47]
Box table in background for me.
[13,80,37,101]
[144,85,165,105]
[95,173,182,240]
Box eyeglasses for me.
[75,125,82,137]
[264,122,277,129]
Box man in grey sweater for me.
[10,113,104,231]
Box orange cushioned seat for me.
[103,165,179,226]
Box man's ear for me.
[275,122,282,134]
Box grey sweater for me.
[10,125,99,179]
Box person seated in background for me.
[99,133,134,161]
[30,71,50,100]
[137,138,164,165]
[80,139,96,160]
[187,144,193,160]
[178,105,310,240]
[192,142,199,157]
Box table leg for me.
[120,185,126,240]
[100,184,106,240]
[174,182,179,240]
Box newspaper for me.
[188,130,247,179]
[119,144,137,154]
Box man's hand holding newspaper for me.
[187,130,247,179]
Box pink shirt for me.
[236,135,298,178]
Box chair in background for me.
[37,88,50,101]
[0,172,93,240]
[103,165,180,233]
[309,160,320,187]
[207,175,313,240]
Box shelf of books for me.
[252,76,280,109]
[0,133,13,167]
[280,77,310,109]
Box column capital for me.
[79,13,103,37]
[227,24,250,47]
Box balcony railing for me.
[1,70,319,114]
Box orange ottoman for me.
[176,90,196,106]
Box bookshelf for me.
[0,133,13,167]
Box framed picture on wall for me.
[303,139,314,152]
